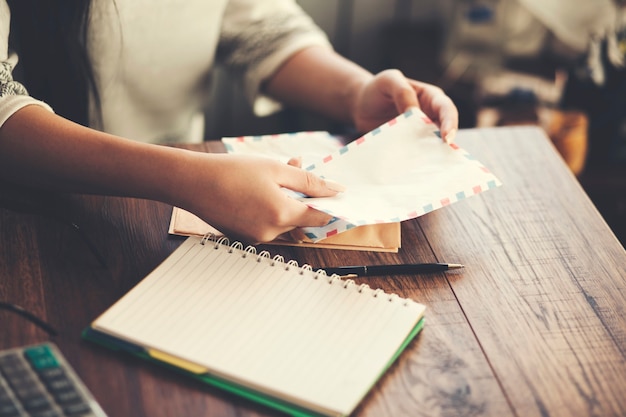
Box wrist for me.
[152,147,211,209]
[344,72,372,127]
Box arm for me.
[264,46,459,142]
[217,0,456,139]
[0,105,339,243]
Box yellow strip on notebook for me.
[148,349,207,374]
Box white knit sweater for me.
[0,0,331,143]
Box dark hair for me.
[7,0,99,126]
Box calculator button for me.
[0,354,22,368]
[0,402,20,417]
[24,346,59,370]
[0,361,29,378]
[52,389,81,405]
[30,410,62,417]
[44,377,74,393]
[61,401,91,415]
[37,368,65,381]
[0,344,107,417]
[29,410,65,417]
[0,384,18,416]
[20,395,52,412]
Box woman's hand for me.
[0,106,342,245]
[351,69,459,143]
[176,152,343,244]
[265,47,458,141]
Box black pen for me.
[320,263,464,277]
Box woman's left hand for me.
[351,69,459,143]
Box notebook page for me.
[93,236,425,415]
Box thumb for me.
[382,69,420,114]
[280,166,346,197]
[395,83,419,114]
[287,156,302,168]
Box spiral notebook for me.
[83,235,426,417]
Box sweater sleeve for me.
[217,0,332,116]
[0,0,53,129]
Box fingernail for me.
[444,129,457,144]
[324,178,346,193]
[288,156,303,167]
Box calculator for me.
[0,343,107,417]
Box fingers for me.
[188,154,342,244]
[287,156,346,193]
[250,181,334,243]
[409,79,459,143]
[396,87,419,116]
[385,70,420,114]
[256,198,333,243]
[290,203,334,228]
[276,165,343,234]
[431,90,458,144]
[371,69,419,115]
[364,70,458,143]
[287,156,302,168]
[218,187,334,245]
[323,178,346,193]
[280,165,346,196]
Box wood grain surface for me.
[1,126,624,417]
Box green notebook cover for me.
[83,235,427,417]
[82,317,425,417]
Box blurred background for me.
[204,0,626,246]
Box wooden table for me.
[1,126,625,417]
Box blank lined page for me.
[93,236,425,416]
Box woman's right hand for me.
[174,152,343,244]
[0,106,341,244]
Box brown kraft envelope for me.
[168,207,400,252]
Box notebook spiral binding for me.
[200,233,413,306]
